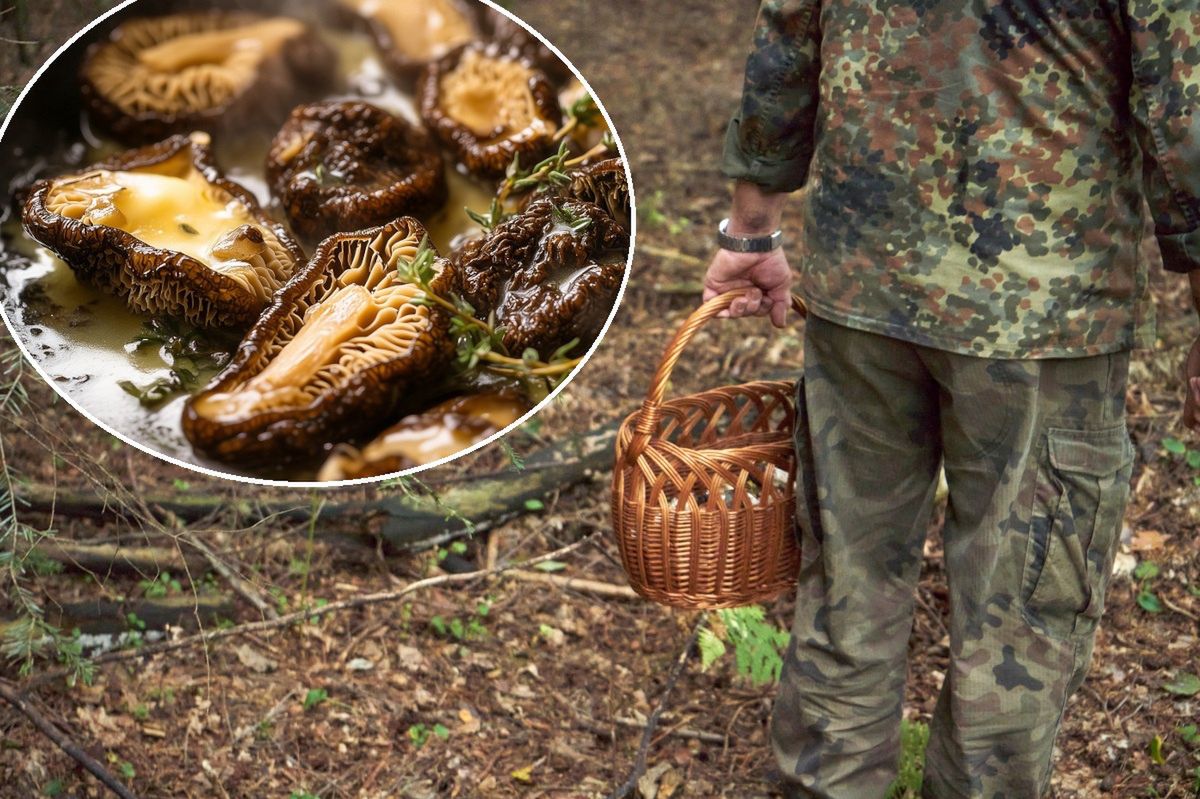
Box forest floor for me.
[0,1,1198,797]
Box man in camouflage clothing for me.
[703,1,1200,796]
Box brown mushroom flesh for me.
[317,390,529,480]
[337,0,480,77]
[455,197,629,357]
[562,158,631,232]
[21,132,305,330]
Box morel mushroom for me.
[420,42,561,178]
[562,158,630,232]
[337,0,480,77]
[316,390,529,480]
[266,101,447,243]
[455,198,628,356]
[485,11,573,85]
[81,12,334,144]
[182,218,455,464]
[21,132,304,330]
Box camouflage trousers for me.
[772,314,1134,798]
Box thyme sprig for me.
[395,238,583,382]
[554,94,603,142]
[465,98,615,234]
[551,203,593,234]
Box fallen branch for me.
[575,709,726,745]
[639,244,705,267]
[14,422,618,549]
[33,533,601,685]
[179,531,278,620]
[605,618,704,799]
[0,679,139,799]
[33,541,205,578]
[39,593,235,636]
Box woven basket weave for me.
[611,291,806,609]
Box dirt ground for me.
[0,1,1198,798]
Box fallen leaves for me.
[1130,529,1173,552]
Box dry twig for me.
[0,679,139,799]
[504,569,639,599]
[605,617,704,799]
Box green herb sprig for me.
[395,238,583,383]
[119,319,236,408]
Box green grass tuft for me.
[887,719,931,798]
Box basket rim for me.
[616,426,795,461]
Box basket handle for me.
[631,291,808,440]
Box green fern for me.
[716,606,790,686]
[697,627,727,671]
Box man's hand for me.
[703,181,792,327]
[702,248,792,328]
[1184,336,1200,432]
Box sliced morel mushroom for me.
[81,12,334,144]
[316,390,529,480]
[455,198,628,357]
[266,101,447,242]
[562,158,630,232]
[420,42,561,178]
[337,0,480,77]
[182,217,455,464]
[21,132,304,330]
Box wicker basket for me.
[611,291,806,609]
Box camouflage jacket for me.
[723,0,1200,358]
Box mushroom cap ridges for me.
[419,42,562,178]
[266,100,447,242]
[454,197,629,357]
[80,12,335,144]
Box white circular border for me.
[0,0,637,490]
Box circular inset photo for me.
[0,0,633,486]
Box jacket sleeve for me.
[1128,0,1200,273]
[721,0,822,194]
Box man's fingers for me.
[769,298,788,328]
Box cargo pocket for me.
[792,376,824,568]
[1021,425,1134,640]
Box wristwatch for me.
[716,218,782,253]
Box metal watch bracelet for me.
[716,218,783,253]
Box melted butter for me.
[362,393,526,465]
[137,18,306,73]
[192,283,376,422]
[424,168,493,254]
[341,0,474,62]
[47,154,259,269]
